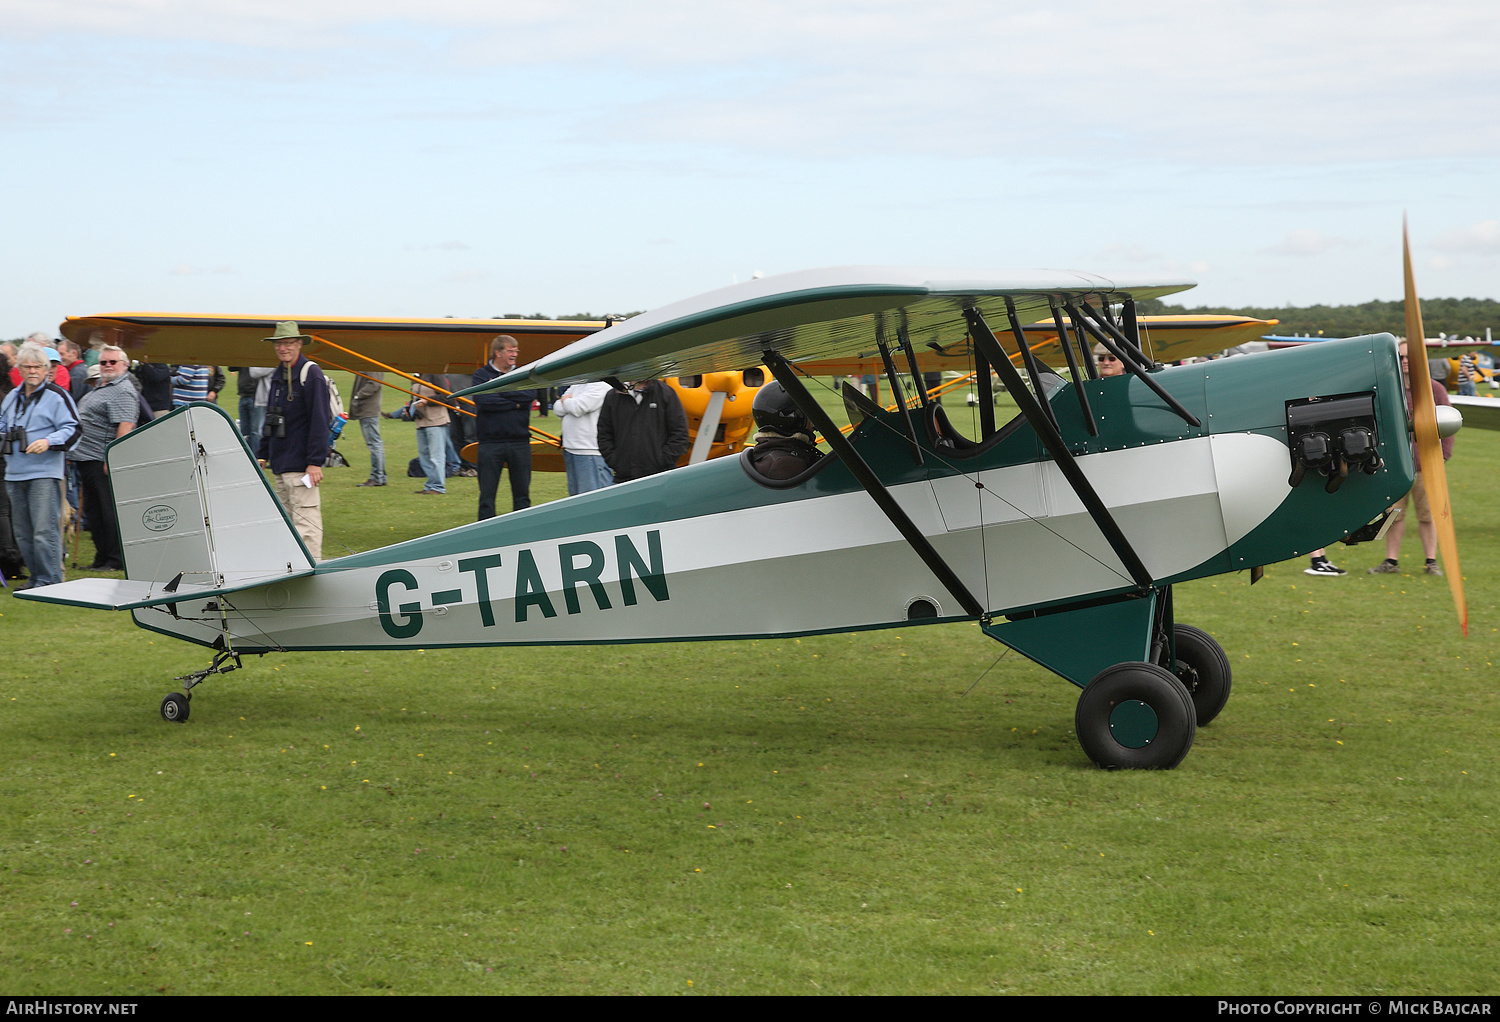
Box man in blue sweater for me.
[470,335,536,520]
[256,323,330,560]
[1,342,81,590]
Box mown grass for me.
[0,379,1495,994]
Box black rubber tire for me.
[1166,624,1232,726]
[161,692,190,723]
[1075,662,1196,769]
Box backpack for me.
[296,361,349,459]
[299,361,346,421]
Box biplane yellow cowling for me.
[667,369,767,466]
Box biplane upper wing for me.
[459,267,1196,393]
[59,313,607,375]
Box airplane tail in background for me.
[16,402,316,611]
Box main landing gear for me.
[1162,623,1232,727]
[981,585,1235,769]
[1075,662,1196,770]
[160,640,243,723]
[1071,623,1233,769]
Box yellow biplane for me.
[60,309,1279,470]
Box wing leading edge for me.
[457,267,1196,395]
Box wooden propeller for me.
[1402,217,1467,636]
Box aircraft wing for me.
[59,313,606,374]
[461,267,1196,393]
[795,313,1279,375]
[1449,394,1500,431]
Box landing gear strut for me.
[160,642,242,723]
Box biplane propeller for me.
[21,253,1462,768]
[1401,219,1467,636]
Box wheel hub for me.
[1108,699,1158,748]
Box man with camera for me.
[0,342,81,591]
[257,322,330,561]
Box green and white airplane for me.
[19,265,1451,769]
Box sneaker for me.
[1425,561,1444,576]
[1304,560,1347,576]
[416,489,445,495]
[457,467,478,478]
[356,480,386,487]
[1368,560,1400,574]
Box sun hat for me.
[262,321,313,343]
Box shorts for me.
[1389,472,1432,524]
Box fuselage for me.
[133,335,1411,653]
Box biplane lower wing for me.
[60,313,606,376]
[795,314,1280,376]
[1448,394,1500,431]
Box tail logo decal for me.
[142,505,179,532]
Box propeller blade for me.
[1403,217,1467,636]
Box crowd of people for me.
[0,327,702,589]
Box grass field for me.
[1,378,1496,995]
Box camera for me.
[264,407,287,439]
[0,425,25,456]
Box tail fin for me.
[17,403,315,610]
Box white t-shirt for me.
[552,381,613,455]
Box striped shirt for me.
[172,365,213,407]
[70,375,140,462]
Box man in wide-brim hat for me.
[257,321,330,560]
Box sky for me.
[3,0,1499,338]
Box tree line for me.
[1134,296,1500,340]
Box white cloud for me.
[1261,230,1355,257]
[1429,220,1500,254]
[5,1,1498,162]
[1096,244,1164,265]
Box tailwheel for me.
[1164,624,1233,727]
[1075,662,1196,769]
[161,692,190,723]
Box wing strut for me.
[763,351,985,619]
[1121,298,1144,359]
[875,330,923,466]
[963,308,1154,592]
[1064,301,1202,428]
[1003,298,1061,434]
[896,327,931,410]
[973,341,996,437]
[1047,300,1098,436]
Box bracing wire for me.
[790,360,1138,594]
[962,646,1010,697]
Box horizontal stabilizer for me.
[15,570,314,610]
